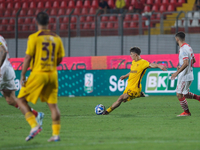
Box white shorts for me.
[0,64,17,91]
[176,80,192,95]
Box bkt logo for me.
[145,71,177,93]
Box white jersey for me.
[0,35,15,81]
[178,43,194,81]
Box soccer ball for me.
[95,104,105,115]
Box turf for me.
[1,95,200,150]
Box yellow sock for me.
[52,120,61,136]
[25,112,38,129]
[107,107,113,113]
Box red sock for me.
[184,92,200,100]
[31,109,38,117]
[179,97,190,113]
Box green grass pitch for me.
[1,95,200,150]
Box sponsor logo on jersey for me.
[145,71,177,93]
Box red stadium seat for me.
[2,19,9,24]
[11,9,18,17]
[62,17,69,23]
[131,0,137,5]
[154,0,162,6]
[7,2,14,9]
[35,9,41,15]
[71,16,77,23]
[124,14,132,21]
[66,8,73,15]
[49,18,56,23]
[167,4,175,11]
[45,1,52,8]
[107,22,114,29]
[159,5,167,12]
[27,9,34,16]
[22,2,29,9]
[130,22,138,28]
[9,18,15,24]
[100,22,106,29]
[113,22,118,29]
[109,16,117,21]
[73,8,81,15]
[50,8,57,16]
[178,0,185,3]
[53,1,59,8]
[83,23,90,29]
[37,2,44,8]
[89,7,96,14]
[144,5,151,12]
[91,0,98,8]
[7,25,14,31]
[0,3,6,9]
[24,18,32,24]
[152,5,159,12]
[86,16,94,22]
[91,22,95,29]
[146,0,154,5]
[4,10,11,17]
[32,18,36,24]
[29,25,36,31]
[80,16,86,22]
[108,0,115,8]
[83,0,91,8]
[60,1,67,8]
[58,8,65,16]
[162,0,169,6]
[76,0,83,8]
[68,1,75,8]
[22,25,29,31]
[132,14,139,20]
[124,0,130,8]
[123,22,129,28]
[14,2,21,9]
[19,9,27,16]
[70,24,76,30]
[0,26,6,31]
[81,8,88,15]
[18,18,24,24]
[60,24,67,30]
[128,6,134,11]
[30,2,36,8]
[170,0,177,5]
[101,16,109,21]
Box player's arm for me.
[20,54,32,86]
[57,38,65,66]
[149,63,167,71]
[171,59,188,80]
[192,57,196,64]
[0,45,7,67]
[57,57,63,66]
[120,72,130,80]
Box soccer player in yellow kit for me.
[16,12,65,142]
[103,47,167,115]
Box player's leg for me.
[176,81,191,116]
[16,97,42,141]
[184,92,200,101]
[47,103,61,142]
[102,93,129,115]
[2,89,44,125]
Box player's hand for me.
[171,72,178,80]
[120,75,127,80]
[160,65,167,71]
[177,66,180,70]
[20,75,26,87]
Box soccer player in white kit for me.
[171,32,200,116]
[0,35,44,124]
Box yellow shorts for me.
[123,86,141,101]
[18,71,58,104]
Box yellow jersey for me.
[127,59,150,89]
[26,29,65,72]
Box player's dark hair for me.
[175,32,185,41]
[130,47,141,55]
[36,12,49,26]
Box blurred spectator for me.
[193,0,200,10]
[98,0,110,14]
[115,0,126,13]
